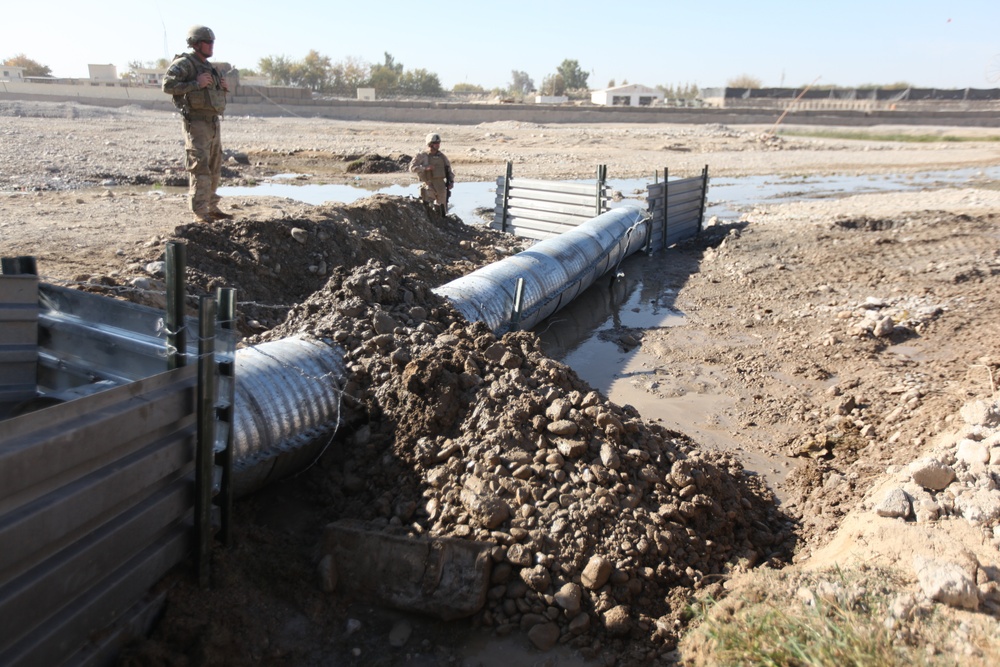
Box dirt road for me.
[3,100,1000,665]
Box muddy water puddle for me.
[535,257,792,494]
[218,166,1000,224]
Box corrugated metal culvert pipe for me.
[231,335,345,497]
[433,206,650,334]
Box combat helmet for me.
[186,25,216,47]
[426,132,441,145]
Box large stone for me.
[554,582,582,614]
[914,556,979,611]
[875,487,912,519]
[520,564,551,592]
[322,519,493,620]
[909,458,955,491]
[372,310,399,335]
[602,604,632,635]
[554,437,586,458]
[581,555,612,590]
[954,489,1000,525]
[527,622,561,650]
[956,439,990,465]
[460,483,511,529]
[547,419,579,436]
[960,399,1000,427]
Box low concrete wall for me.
[2,81,999,127]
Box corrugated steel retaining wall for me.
[0,365,200,667]
[491,164,708,250]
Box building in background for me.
[0,65,25,82]
[591,84,663,107]
[88,64,118,82]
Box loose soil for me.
[2,100,1000,666]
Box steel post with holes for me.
[596,164,607,216]
[196,295,217,587]
[165,242,187,370]
[214,287,236,546]
[501,161,513,232]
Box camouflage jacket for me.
[162,52,227,118]
[409,151,454,185]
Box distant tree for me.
[398,68,443,95]
[607,79,615,88]
[3,54,51,77]
[370,52,403,90]
[294,50,332,91]
[509,70,534,96]
[453,82,485,93]
[330,56,371,94]
[658,82,700,99]
[258,55,295,86]
[727,74,762,88]
[556,59,589,90]
[540,73,565,96]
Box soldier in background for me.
[409,132,454,217]
[162,25,233,222]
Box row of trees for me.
[9,53,909,98]
[256,52,445,96]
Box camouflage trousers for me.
[183,116,222,214]
[419,178,449,206]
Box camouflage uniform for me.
[162,38,228,221]
[409,134,454,213]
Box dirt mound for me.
[345,154,411,174]
[122,195,524,335]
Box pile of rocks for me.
[257,260,795,660]
[870,396,1000,614]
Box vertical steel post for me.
[165,241,187,370]
[501,161,513,233]
[214,287,236,546]
[697,164,709,237]
[195,295,217,587]
[596,164,607,216]
[662,168,670,250]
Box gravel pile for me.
[256,260,794,661]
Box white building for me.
[0,65,25,82]
[88,64,118,82]
[134,68,165,87]
[591,84,663,107]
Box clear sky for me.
[3,0,999,91]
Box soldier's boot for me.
[210,207,234,220]
[192,208,215,223]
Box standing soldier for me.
[162,25,233,222]
[409,132,454,217]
